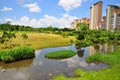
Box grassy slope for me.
[0,33,76,50]
[45,50,76,59]
[53,46,120,80]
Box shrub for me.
[76,40,92,47]
[45,50,76,59]
[0,46,35,63]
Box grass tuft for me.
[0,46,35,63]
[45,50,76,59]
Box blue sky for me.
[0,0,120,28]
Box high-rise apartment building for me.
[101,16,107,29]
[71,19,81,29]
[117,14,120,30]
[106,5,120,31]
[90,1,103,30]
[81,17,90,26]
[71,18,89,29]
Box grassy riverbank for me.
[0,33,76,50]
[53,46,120,80]
[45,50,76,59]
[0,46,35,63]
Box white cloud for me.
[6,14,78,28]
[5,18,13,22]
[1,6,13,12]
[23,2,41,12]
[58,0,82,11]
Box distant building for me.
[106,5,120,31]
[71,18,89,29]
[90,1,103,30]
[71,19,81,29]
[81,17,90,26]
[117,14,120,30]
[101,16,107,29]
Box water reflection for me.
[0,44,113,80]
[77,49,84,57]
[100,44,114,53]
[88,44,114,56]
[0,59,33,69]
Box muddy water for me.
[0,44,113,80]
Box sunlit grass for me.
[0,33,76,50]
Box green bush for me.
[0,46,35,63]
[45,50,76,59]
[76,40,92,47]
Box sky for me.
[0,0,120,28]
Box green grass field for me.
[0,32,76,50]
[53,46,120,80]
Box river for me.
[0,44,114,80]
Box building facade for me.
[90,1,103,30]
[71,19,81,29]
[81,17,90,26]
[106,5,120,31]
[117,14,120,30]
[71,18,89,29]
[101,16,107,29]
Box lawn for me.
[53,46,120,80]
[0,32,76,50]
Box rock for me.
[49,74,53,76]
[2,69,5,72]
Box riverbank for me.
[0,46,35,63]
[53,46,120,80]
[0,33,76,50]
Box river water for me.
[0,44,114,80]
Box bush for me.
[0,46,35,63]
[76,40,92,47]
[45,50,76,59]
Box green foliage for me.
[76,23,89,31]
[61,32,69,38]
[76,40,92,47]
[0,46,35,63]
[0,31,16,48]
[76,32,85,40]
[70,39,74,44]
[21,34,28,45]
[53,75,67,80]
[45,50,76,59]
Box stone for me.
[49,74,53,76]
[2,69,5,72]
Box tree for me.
[21,34,28,45]
[76,23,89,31]
[0,31,9,48]
[0,31,16,48]
[7,32,16,47]
[76,31,85,40]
